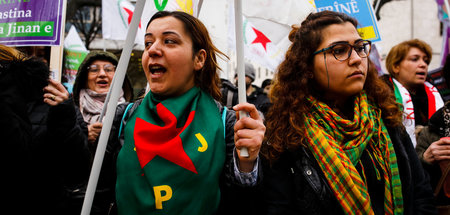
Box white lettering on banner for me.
[44,25,51,33]
[6,22,40,36]
[317,0,359,14]
[0,8,32,19]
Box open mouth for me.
[149,65,166,74]
[416,71,426,77]
[97,80,108,85]
[96,80,109,88]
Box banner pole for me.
[233,0,249,157]
[373,0,381,15]
[49,0,67,81]
[197,0,204,17]
[80,0,146,214]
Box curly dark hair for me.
[264,11,402,161]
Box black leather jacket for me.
[261,127,437,215]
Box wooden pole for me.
[49,0,67,81]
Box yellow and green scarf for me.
[304,92,403,214]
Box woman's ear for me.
[194,49,206,71]
[392,64,400,77]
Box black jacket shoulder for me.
[260,127,436,215]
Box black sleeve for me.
[47,97,91,186]
[217,105,263,215]
[260,155,296,215]
[394,128,438,214]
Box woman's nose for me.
[348,48,362,65]
[98,68,107,76]
[147,41,162,57]
[419,58,428,68]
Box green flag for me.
[116,87,226,214]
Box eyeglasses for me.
[313,40,372,61]
[87,64,116,73]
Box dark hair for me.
[0,45,50,101]
[261,78,272,89]
[147,11,227,101]
[264,11,402,161]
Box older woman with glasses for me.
[260,10,436,214]
[69,51,133,214]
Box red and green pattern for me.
[116,87,226,214]
[304,92,403,214]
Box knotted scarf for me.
[303,92,403,214]
[116,87,226,214]
[79,88,125,125]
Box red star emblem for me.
[134,103,197,174]
[123,7,142,28]
[251,27,271,51]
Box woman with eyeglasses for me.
[260,11,436,214]
[69,51,133,214]
[382,39,444,147]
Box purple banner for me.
[0,0,64,46]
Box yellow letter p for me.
[153,185,173,209]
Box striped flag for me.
[392,79,444,147]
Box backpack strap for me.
[118,102,134,138]
[226,91,234,108]
[222,106,227,139]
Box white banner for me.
[102,0,200,45]
[228,0,315,71]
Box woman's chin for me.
[93,88,109,94]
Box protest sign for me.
[315,0,381,42]
[0,0,64,46]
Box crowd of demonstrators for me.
[220,63,272,115]
[261,11,436,214]
[0,45,91,214]
[416,54,450,212]
[4,9,450,215]
[68,51,134,214]
[381,39,444,147]
[220,62,257,109]
[114,11,265,214]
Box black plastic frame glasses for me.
[313,40,372,61]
